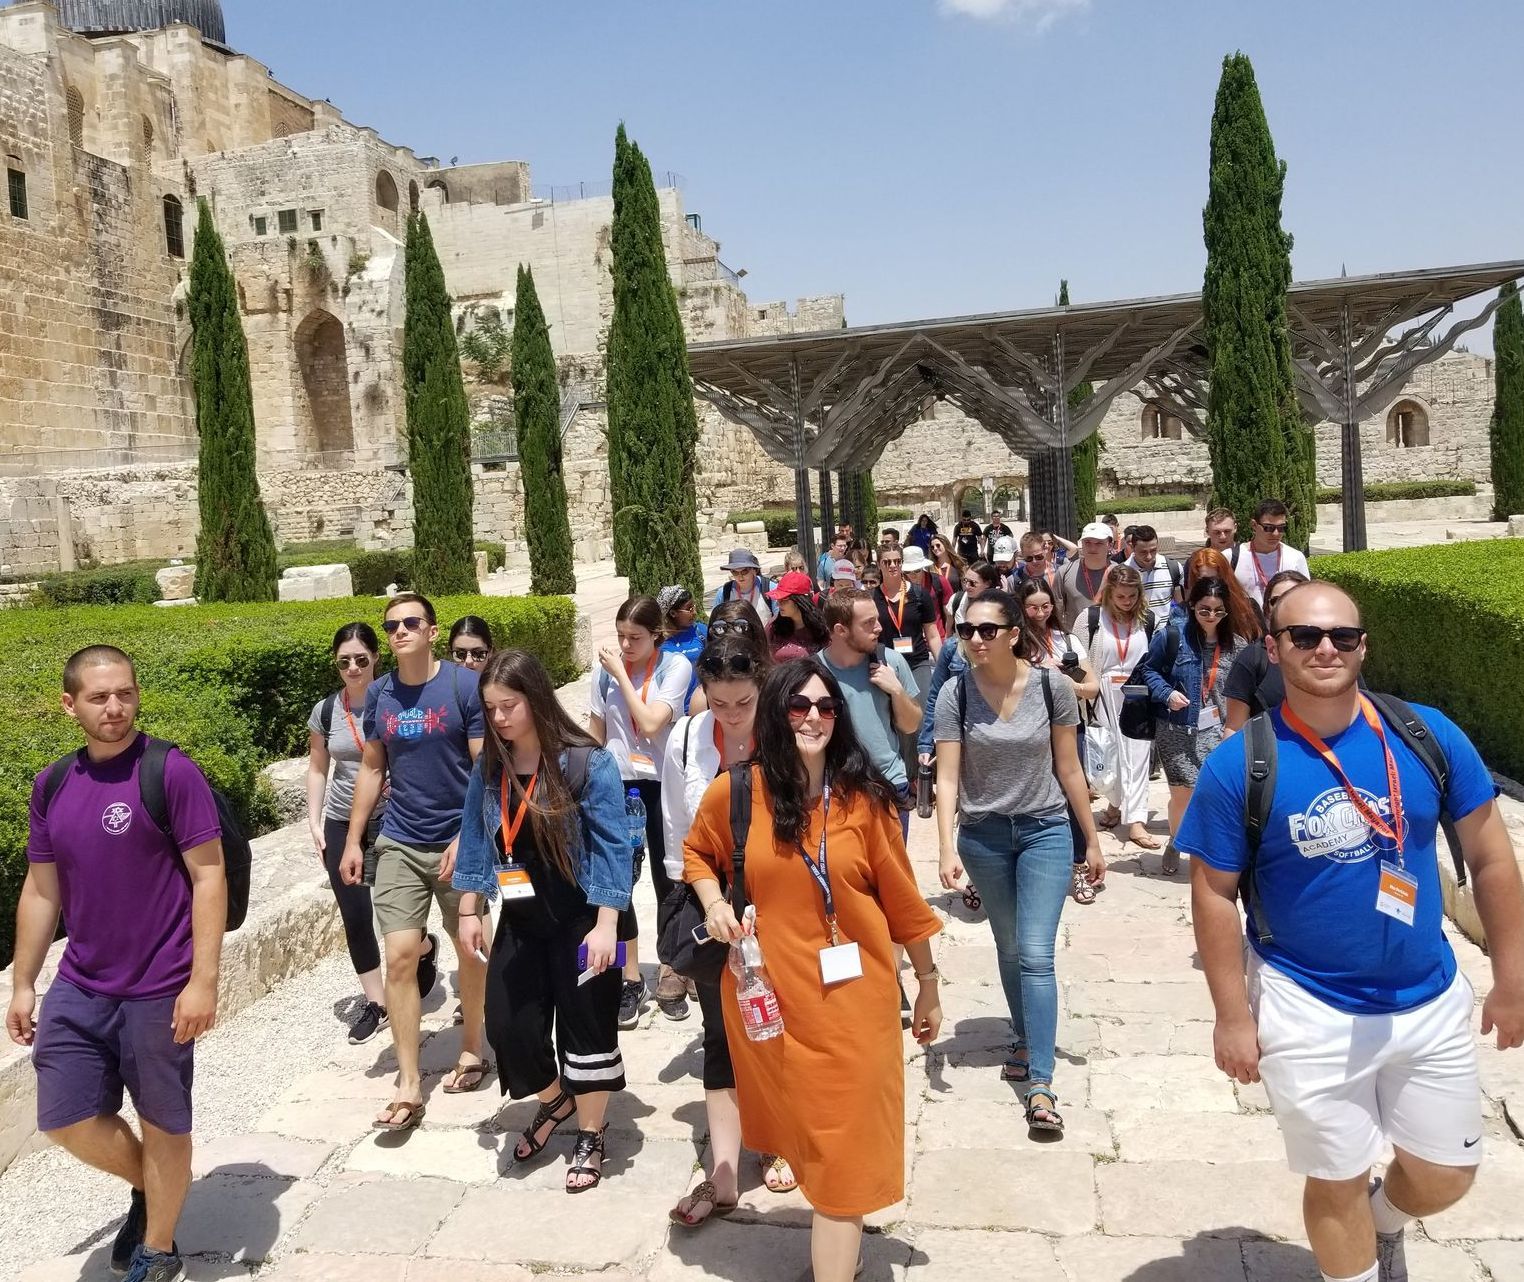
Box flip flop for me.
[373,1100,425,1132]
[669,1179,739,1228]
[762,1153,798,1193]
[441,1059,491,1094]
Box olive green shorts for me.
[370,834,464,939]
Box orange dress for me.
[682,768,942,1216]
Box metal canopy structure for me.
[689,259,1523,563]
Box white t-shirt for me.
[1231,543,1310,607]
[659,710,722,881]
[590,650,692,782]
[1126,557,1177,624]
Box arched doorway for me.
[294,310,355,458]
[375,170,399,212]
[1386,398,1430,448]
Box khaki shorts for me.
[371,834,464,939]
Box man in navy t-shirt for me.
[342,593,486,1132]
[1180,582,1524,1282]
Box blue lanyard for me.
[796,781,839,944]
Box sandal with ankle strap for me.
[566,1125,607,1194]
[514,1089,575,1161]
[1024,1085,1064,1136]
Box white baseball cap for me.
[1080,522,1112,543]
[993,536,1017,562]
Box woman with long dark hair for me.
[1224,568,1311,732]
[454,650,633,1194]
[683,660,943,1282]
[447,615,494,675]
[927,533,965,595]
[764,573,829,661]
[1142,576,1249,874]
[907,512,938,553]
[934,590,1102,1136]
[305,622,388,1043]
[689,599,769,715]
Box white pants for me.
[1096,675,1151,825]
[1248,955,1483,1181]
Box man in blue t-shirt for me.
[1180,581,1524,1282]
[341,593,486,1132]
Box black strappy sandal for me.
[1024,1085,1064,1137]
[566,1125,607,1194]
[514,1090,575,1161]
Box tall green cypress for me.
[403,210,476,596]
[512,265,576,595]
[1202,53,1314,548]
[1061,280,1099,524]
[188,199,277,603]
[1490,282,1524,520]
[606,123,704,598]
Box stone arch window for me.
[141,115,154,159]
[1386,398,1430,448]
[272,120,290,139]
[65,85,85,146]
[6,155,27,221]
[426,178,450,204]
[162,194,185,258]
[408,180,419,213]
[1140,403,1183,442]
[294,309,356,457]
[375,170,399,212]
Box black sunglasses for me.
[1273,625,1366,652]
[709,619,753,637]
[451,647,489,663]
[786,694,840,719]
[1256,521,1289,534]
[699,652,756,678]
[336,654,372,669]
[955,621,1013,641]
[382,616,427,634]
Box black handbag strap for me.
[727,763,752,919]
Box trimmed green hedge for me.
[1313,540,1524,781]
[1315,480,1477,504]
[0,593,580,965]
[1095,493,1199,515]
[34,560,166,606]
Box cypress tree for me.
[606,123,704,598]
[1490,282,1524,520]
[1202,53,1314,548]
[188,198,277,602]
[403,210,476,596]
[1061,280,1099,524]
[512,265,576,594]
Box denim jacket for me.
[917,635,968,757]
[451,746,632,912]
[1141,620,1241,730]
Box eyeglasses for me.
[382,616,427,634]
[451,647,489,663]
[336,654,372,670]
[1274,625,1366,652]
[955,621,1013,641]
[709,619,753,637]
[699,652,756,677]
[879,557,902,567]
[729,567,756,577]
[786,694,840,720]
[1193,607,1227,619]
[1022,554,1046,563]
[1256,522,1288,535]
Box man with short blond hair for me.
[1205,507,1238,556]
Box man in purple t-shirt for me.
[6,646,225,1282]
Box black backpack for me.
[1240,694,1466,945]
[656,764,753,982]
[42,737,253,932]
[1083,604,1157,650]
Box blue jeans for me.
[958,812,1073,1087]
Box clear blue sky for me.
[231,0,1520,346]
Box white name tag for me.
[1197,704,1221,731]
[893,637,914,654]
[1375,864,1418,926]
[819,942,863,985]
[496,864,535,901]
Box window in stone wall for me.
[1386,398,1430,449]
[277,208,298,234]
[376,171,399,212]
[141,115,154,159]
[6,165,26,221]
[66,85,84,147]
[253,214,268,236]
[1140,403,1183,441]
[308,209,323,231]
[408,180,419,213]
[162,194,184,258]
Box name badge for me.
[629,751,655,769]
[819,941,863,985]
[1109,672,1129,686]
[496,863,535,901]
[1375,864,1417,926]
[1197,704,1221,731]
[892,637,914,654]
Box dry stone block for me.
[155,563,195,600]
[279,563,353,601]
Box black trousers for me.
[485,913,625,1099]
[1069,724,1088,867]
[322,816,382,975]
[693,972,736,1091]
[629,778,675,919]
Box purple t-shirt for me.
[28,734,221,1000]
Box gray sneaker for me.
[618,979,647,1029]
[123,1246,185,1282]
[1371,1177,1409,1282]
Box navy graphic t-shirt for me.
[364,660,484,844]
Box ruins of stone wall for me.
[749,296,847,336]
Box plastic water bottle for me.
[729,909,784,1041]
[625,788,646,880]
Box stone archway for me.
[1386,397,1430,448]
[294,310,354,458]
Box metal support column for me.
[790,356,818,568]
[818,469,836,546]
[1048,330,1079,540]
[1338,300,1368,553]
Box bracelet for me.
[703,900,725,919]
[914,966,940,982]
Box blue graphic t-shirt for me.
[363,660,484,845]
[662,622,708,714]
[1176,702,1495,1015]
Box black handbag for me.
[657,764,752,984]
[1118,622,1180,741]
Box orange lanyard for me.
[1106,613,1133,665]
[340,690,364,754]
[1202,643,1222,697]
[887,586,907,633]
[626,657,656,742]
[1281,697,1406,865]
[1253,546,1281,589]
[712,720,753,764]
[498,767,539,859]
[1079,563,1107,602]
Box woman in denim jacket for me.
[455,650,633,1194]
[1141,578,1247,872]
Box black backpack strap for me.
[1230,543,1241,569]
[138,736,176,840]
[1365,692,1466,886]
[41,751,83,815]
[956,673,967,735]
[1085,604,1101,649]
[1143,611,1157,639]
[563,745,592,800]
[727,763,752,918]
[1168,558,1183,592]
[1241,713,1278,944]
[319,691,339,738]
[1039,668,1054,722]
[681,716,694,770]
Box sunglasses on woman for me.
[786,694,840,720]
[699,652,756,677]
[955,621,1012,641]
[382,616,427,634]
[451,647,489,663]
[709,619,753,637]
[336,655,371,670]
[1273,625,1366,652]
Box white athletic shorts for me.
[1247,954,1484,1181]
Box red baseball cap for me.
[766,570,815,601]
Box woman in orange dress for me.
[683,658,942,1282]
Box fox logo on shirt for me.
[1287,787,1406,864]
[101,802,133,836]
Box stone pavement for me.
[5,779,1524,1282]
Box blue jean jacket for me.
[1141,617,1202,729]
[917,635,968,757]
[451,746,633,911]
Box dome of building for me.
[54,0,227,46]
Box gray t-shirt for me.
[308,692,386,824]
[817,647,919,792]
[932,668,1079,822]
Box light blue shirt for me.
[817,647,919,791]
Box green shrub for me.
[276,539,361,570]
[1095,493,1199,515]
[878,507,912,522]
[474,540,507,573]
[33,561,166,606]
[1314,480,1477,504]
[1313,540,1524,781]
[349,550,414,596]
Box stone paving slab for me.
[1097,1160,1308,1240]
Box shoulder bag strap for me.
[1241,713,1278,944]
[41,750,84,815]
[681,716,694,770]
[1366,692,1465,885]
[727,763,752,918]
[1039,668,1054,722]
[138,736,177,841]
[320,691,339,738]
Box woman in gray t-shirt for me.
[306,622,387,1044]
[932,590,1103,1141]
